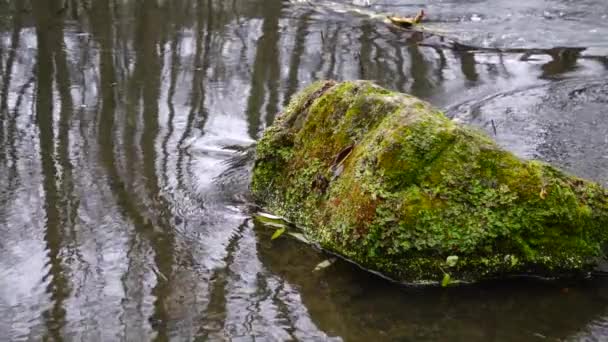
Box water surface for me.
[1,0,608,340]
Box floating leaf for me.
[441,273,451,287]
[446,255,459,267]
[257,212,283,220]
[313,258,337,272]
[255,212,288,228]
[261,221,287,229]
[387,9,425,28]
[271,227,286,240]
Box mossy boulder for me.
[251,80,608,284]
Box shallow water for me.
[0,0,607,341]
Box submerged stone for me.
[251,80,608,284]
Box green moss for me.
[251,80,608,284]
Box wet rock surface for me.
[252,80,608,284]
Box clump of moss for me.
[251,80,608,284]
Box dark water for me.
[1,0,608,340]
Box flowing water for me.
[1,0,608,341]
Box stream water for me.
[1,0,608,341]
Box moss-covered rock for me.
[251,80,608,284]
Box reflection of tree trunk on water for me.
[133,1,176,339]
[112,1,131,88]
[33,0,70,339]
[195,219,249,339]
[371,31,390,81]
[283,11,311,107]
[324,25,342,80]
[67,0,81,21]
[53,5,79,247]
[358,22,372,79]
[497,53,510,78]
[245,0,281,139]
[123,1,150,187]
[0,1,25,222]
[0,77,34,224]
[263,4,282,129]
[161,2,183,190]
[360,25,393,84]
[391,40,408,92]
[177,0,211,192]
[432,46,447,84]
[90,1,177,338]
[0,1,24,161]
[540,48,581,78]
[311,23,329,79]
[598,57,608,70]
[455,50,479,84]
[91,2,149,338]
[407,38,433,99]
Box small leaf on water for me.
[271,227,286,240]
[446,255,459,267]
[441,273,451,287]
[313,258,336,272]
[258,212,283,220]
[255,212,288,228]
[260,221,287,229]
